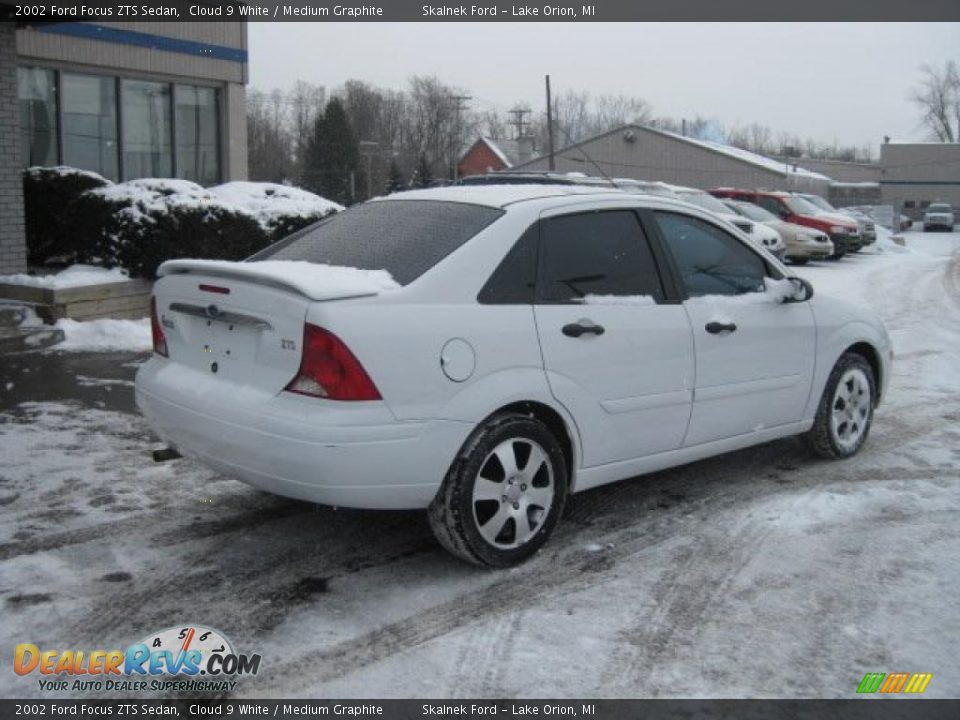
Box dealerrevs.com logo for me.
[14,625,261,693]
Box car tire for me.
[804,352,876,460]
[428,413,568,567]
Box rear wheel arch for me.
[493,401,577,488]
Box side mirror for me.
[786,276,814,303]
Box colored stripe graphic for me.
[857,673,885,693]
[879,672,909,693]
[904,673,933,694]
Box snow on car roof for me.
[377,184,625,208]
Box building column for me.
[0,21,26,274]
[223,81,248,181]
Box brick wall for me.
[0,21,26,274]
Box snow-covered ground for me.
[0,230,958,699]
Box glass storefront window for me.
[121,79,173,179]
[176,85,220,185]
[62,73,119,181]
[18,67,58,167]
[18,68,223,186]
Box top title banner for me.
[4,0,960,21]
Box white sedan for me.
[136,185,892,566]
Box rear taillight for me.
[284,324,381,401]
[150,296,168,358]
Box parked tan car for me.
[723,200,834,264]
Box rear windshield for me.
[928,204,952,212]
[250,200,503,285]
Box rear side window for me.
[537,210,665,303]
[251,200,503,286]
[478,223,538,304]
[655,212,767,297]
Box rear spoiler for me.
[157,259,399,302]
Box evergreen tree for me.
[411,153,433,189]
[301,97,361,205]
[385,159,405,194]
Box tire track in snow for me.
[243,427,956,696]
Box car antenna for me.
[552,121,620,188]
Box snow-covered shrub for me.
[209,182,342,242]
[22,166,109,265]
[87,182,265,279]
[23,167,344,278]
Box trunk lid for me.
[153,260,397,395]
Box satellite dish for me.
[623,130,636,143]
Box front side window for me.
[122,80,173,179]
[252,200,503,286]
[655,212,768,297]
[538,210,665,303]
[18,67,58,167]
[62,73,118,181]
[176,85,220,185]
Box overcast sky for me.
[249,23,960,151]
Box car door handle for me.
[562,321,605,338]
[705,321,738,334]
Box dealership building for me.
[0,15,249,273]
[511,124,834,196]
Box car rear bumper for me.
[135,360,471,509]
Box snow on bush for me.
[22,166,343,278]
[87,178,342,235]
[210,182,344,234]
[53,318,151,353]
[0,264,130,289]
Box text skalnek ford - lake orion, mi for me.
[422,5,591,16]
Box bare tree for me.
[478,108,509,139]
[288,81,326,178]
[593,94,652,130]
[246,88,293,182]
[911,61,960,142]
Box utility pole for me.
[452,95,472,181]
[545,75,555,171]
[359,140,378,199]
[508,106,531,139]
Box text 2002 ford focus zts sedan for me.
[136,185,893,567]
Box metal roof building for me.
[512,123,833,197]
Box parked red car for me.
[710,188,862,258]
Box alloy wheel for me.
[471,438,554,549]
